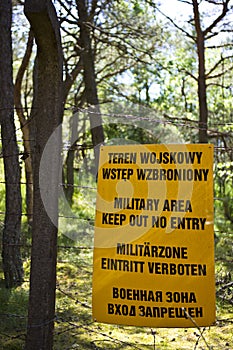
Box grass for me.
[1,243,232,350]
[0,236,233,349]
[53,246,233,350]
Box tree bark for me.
[77,0,104,168]
[24,0,63,349]
[14,29,34,227]
[0,0,23,288]
[64,113,79,205]
[192,0,208,143]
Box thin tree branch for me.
[203,0,231,36]
[207,64,233,80]
[146,0,196,41]
[206,54,233,77]
[14,29,34,126]
[63,58,83,102]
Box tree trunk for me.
[77,0,104,168]
[192,0,208,143]
[24,0,63,349]
[0,0,23,288]
[14,29,34,227]
[64,113,79,205]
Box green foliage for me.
[214,158,233,273]
[0,280,28,349]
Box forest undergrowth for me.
[0,233,232,350]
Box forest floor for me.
[0,242,232,350]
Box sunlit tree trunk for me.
[24,0,63,348]
[192,0,208,143]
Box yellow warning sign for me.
[92,144,215,327]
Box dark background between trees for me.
[0,0,232,349]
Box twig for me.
[182,308,212,350]
[151,329,156,350]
